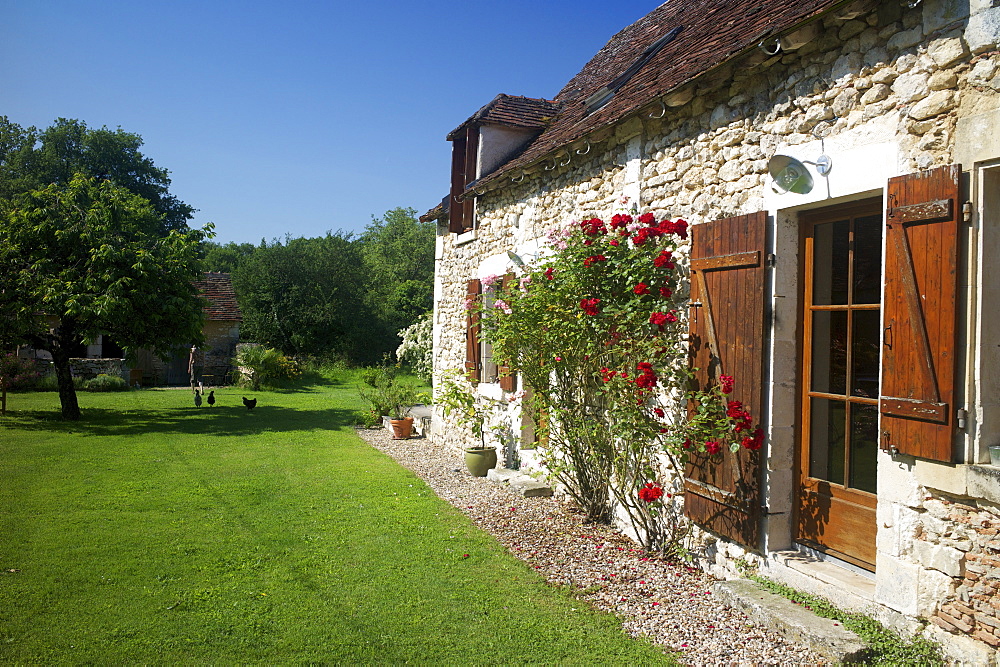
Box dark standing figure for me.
[207,390,215,407]
[242,396,257,411]
[194,388,202,407]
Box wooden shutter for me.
[498,274,517,392]
[465,279,481,382]
[449,127,478,233]
[684,212,767,550]
[880,164,961,462]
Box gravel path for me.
[356,427,828,665]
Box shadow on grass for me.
[1,404,360,437]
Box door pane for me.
[851,310,881,399]
[812,220,850,305]
[810,398,846,484]
[853,214,883,305]
[849,403,879,493]
[811,311,848,395]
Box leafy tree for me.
[232,234,372,361]
[0,175,209,419]
[359,207,435,351]
[202,241,258,274]
[0,117,193,233]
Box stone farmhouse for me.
[423,0,1000,661]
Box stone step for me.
[712,579,867,663]
[487,468,554,497]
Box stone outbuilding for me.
[423,0,1000,661]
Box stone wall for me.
[68,358,127,381]
[919,496,1000,648]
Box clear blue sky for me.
[3,1,657,245]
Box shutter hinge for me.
[963,202,972,223]
[957,408,968,430]
[766,253,777,268]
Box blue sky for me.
[3,1,657,245]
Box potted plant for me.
[358,368,419,439]
[438,370,499,476]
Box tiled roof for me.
[195,272,242,321]
[462,0,844,193]
[446,94,560,140]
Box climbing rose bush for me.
[477,210,698,551]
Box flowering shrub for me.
[0,353,40,415]
[476,210,698,551]
[396,312,433,381]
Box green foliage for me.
[436,369,501,448]
[747,576,943,665]
[0,173,209,419]
[357,362,418,420]
[201,241,257,273]
[0,117,194,233]
[0,388,672,664]
[233,345,300,390]
[81,374,129,392]
[231,233,373,361]
[396,311,433,381]
[355,408,382,428]
[360,207,435,339]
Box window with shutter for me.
[465,279,481,382]
[498,274,517,392]
[685,212,767,550]
[880,164,961,462]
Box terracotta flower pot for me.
[390,417,414,440]
[464,447,497,477]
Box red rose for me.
[633,282,650,295]
[639,212,656,226]
[544,267,555,280]
[649,311,669,326]
[720,375,735,394]
[609,239,620,246]
[726,400,743,418]
[610,214,632,228]
[580,298,601,315]
[580,218,606,236]
[705,440,722,455]
[638,482,664,503]
[653,407,665,418]
[659,286,673,298]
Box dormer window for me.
[449,126,478,234]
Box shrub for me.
[396,312,433,381]
[0,354,40,390]
[233,345,300,390]
[82,374,129,392]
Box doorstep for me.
[761,549,876,618]
[713,579,867,663]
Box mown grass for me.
[0,380,674,664]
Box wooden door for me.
[797,198,882,570]
[685,212,767,550]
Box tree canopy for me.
[0,117,194,233]
[0,117,207,420]
[202,207,435,366]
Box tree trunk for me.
[51,348,81,420]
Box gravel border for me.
[356,428,828,665]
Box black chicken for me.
[207,390,216,407]
[193,389,202,407]
[242,396,257,411]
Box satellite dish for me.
[768,155,814,194]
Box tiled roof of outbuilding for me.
[194,272,242,321]
[464,0,845,193]
[447,94,559,140]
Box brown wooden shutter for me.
[449,127,478,233]
[880,164,961,462]
[498,273,517,392]
[684,211,767,550]
[465,279,481,382]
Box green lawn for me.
[0,381,673,664]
